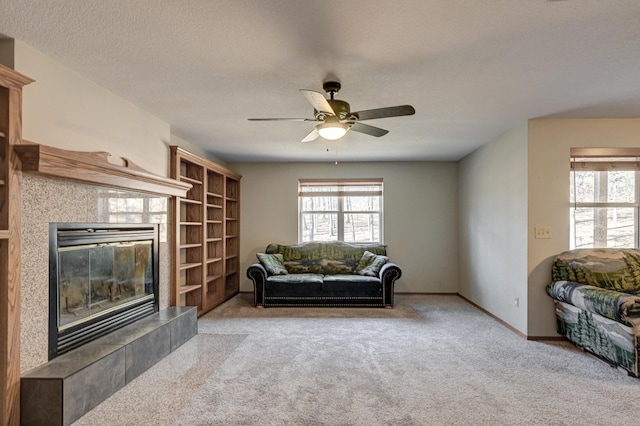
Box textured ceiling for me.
[2,0,640,162]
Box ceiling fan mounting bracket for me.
[323,81,341,98]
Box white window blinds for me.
[298,178,383,243]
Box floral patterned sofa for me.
[246,241,401,308]
[546,248,640,376]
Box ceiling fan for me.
[248,81,415,142]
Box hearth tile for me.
[21,343,123,379]
[20,378,63,425]
[94,319,166,346]
[124,323,171,382]
[145,305,196,322]
[141,306,198,351]
[170,308,198,351]
[63,346,126,425]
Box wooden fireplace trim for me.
[15,141,191,197]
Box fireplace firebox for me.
[48,223,159,359]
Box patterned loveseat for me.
[246,241,401,308]
[546,248,640,376]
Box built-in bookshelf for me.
[170,146,241,315]
[0,64,34,425]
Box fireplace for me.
[48,223,160,359]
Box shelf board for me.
[206,203,223,208]
[206,237,223,242]
[206,257,223,264]
[226,270,238,277]
[0,179,5,186]
[0,230,9,240]
[179,284,202,294]
[225,217,238,221]
[226,255,238,260]
[207,192,223,198]
[179,262,202,271]
[225,234,238,238]
[181,198,202,205]
[179,221,203,226]
[206,274,222,283]
[180,175,202,185]
[0,130,5,138]
[226,197,238,202]
[179,243,202,249]
[206,220,222,224]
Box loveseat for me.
[246,241,401,308]
[546,248,640,376]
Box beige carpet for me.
[74,294,640,425]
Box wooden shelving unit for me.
[170,146,241,316]
[224,177,240,299]
[0,64,34,426]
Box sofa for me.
[246,241,401,308]
[546,248,640,376]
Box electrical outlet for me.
[514,297,519,308]
[535,227,552,239]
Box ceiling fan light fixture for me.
[317,120,348,140]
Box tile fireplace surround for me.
[20,175,173,373]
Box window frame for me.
[298,178,384,244]
[570,148,640,249]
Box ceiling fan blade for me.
[300,89,335,115]
[353,105,415,121]
[350,122,389,137]
[248,118,315,121]
[301,128,319,143]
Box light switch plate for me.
[535,226,552,239]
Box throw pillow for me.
[355,251,389,276]
[257,253,288,275]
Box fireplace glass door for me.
[58,241,154,327]
[49,224,159,358]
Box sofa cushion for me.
[547,280,640,325]
[257,253,288,275]
[265,274,325,298]
[355,251,389,276]
[552,248,640,292]
[266,273,324,284]
[321,275,383,297]
[322,274,380,283]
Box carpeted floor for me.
[74,294,640,425]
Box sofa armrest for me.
[247,263,268,307]
[380,262,402,307]
[547,280,640,325]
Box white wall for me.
[527,118,640,336]
[14,40,172,176]
[228,161,459,294]
[458,123,529,334]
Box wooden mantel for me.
[15,141,191,197]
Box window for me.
[100,193,168,241]
[570,148,640,248]
[299,178,383,243]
